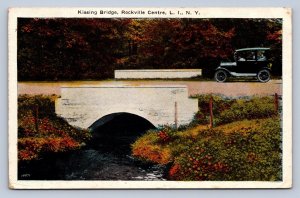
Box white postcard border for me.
[8,7,292,189]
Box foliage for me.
[216,97,277,125]
[18,95,91,161]
[170,118,281,181]
[18,18,282,80]
[132,118,282,181]
[132,95,282,181]
[18,137,80,161]
[131,130,172,165]
[191,95,277,126]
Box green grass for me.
[132,95,282,181]
[132,118,282,181]
[189,95,277,127]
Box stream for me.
[19,145,167,181]
[19,113,168,181]
[19,112,168,180]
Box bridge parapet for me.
[55,85,198,129]
[115,69,202,79]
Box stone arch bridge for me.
[55,85,198,129]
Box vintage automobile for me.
[214,47,272,82]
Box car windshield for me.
[257,50,268,61]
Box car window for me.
[236,52,246,61]
[237,51,255,61]
[246,51,256,61]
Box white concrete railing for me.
[114,69,202,79]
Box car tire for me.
[257,69,271,82]
[214,70,227,82]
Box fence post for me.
[274,93,279,113]
[174,101,178,129]
[35,104,39,132]
[209,96,213,128]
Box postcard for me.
[8,7,292,189]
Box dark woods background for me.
[17,18,282,81]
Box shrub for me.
[168,118,282,181]
[131,131,172,164]
[18,137,80,161]
[132,117,282,181]
[191,95,277,126]
[216,97,277,125]
[18,95,91,161]
[157,130,171,143]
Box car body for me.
[214,47,272,82]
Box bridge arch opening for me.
[88,112,156,152]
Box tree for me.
[17,18,282,80]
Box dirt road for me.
[18,79,282,97]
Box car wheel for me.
[257,69,271,82]
[214,70,227,82]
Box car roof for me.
[235,47,270,52]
